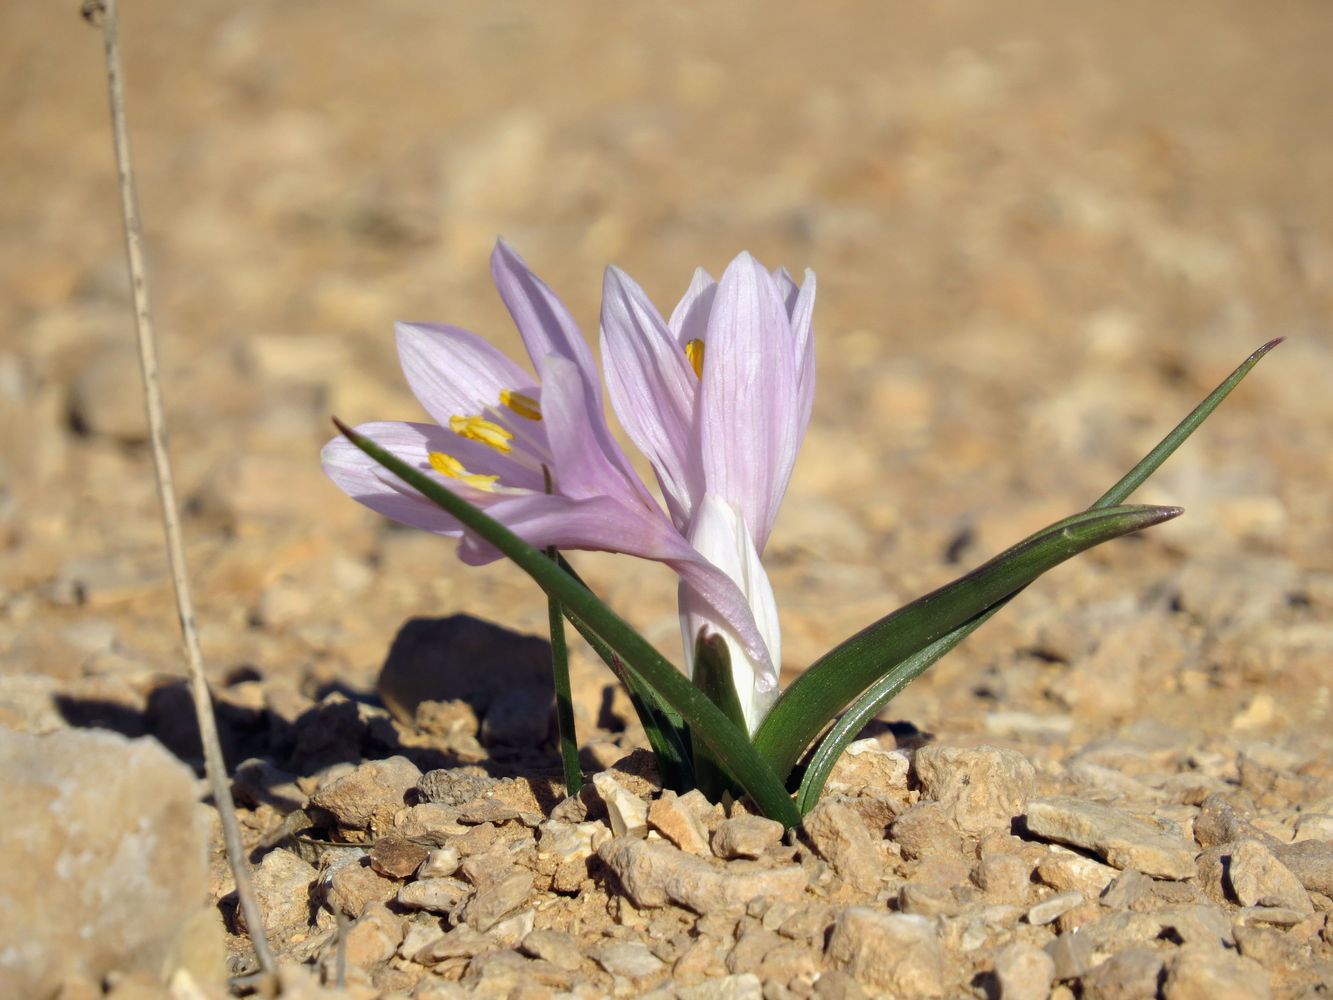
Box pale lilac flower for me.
[601,253,816,730]
[321,240,775,678]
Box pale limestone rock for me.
[913,744,1036,834]
[520,928,583,971]
[593,771,649,838]
[1099,868,1151,910]
[826,908,944,997]
[825,740,911,797]
[676,973,764,1000]
[1162,944,1271,1000]
[396,876,469,914]
[1079,947,1165,1000]
[461,870,532,931]
[325,859,398,918]
[802,798,883,885]
[891,802,963,860]
[712,815,784,860]
[1034,849,1118,899]
[598,836,807,915]
[898,883,957,917]
[648,791,711,855]
[338,904,403,970]
[1027,889,1084,926]
[975,851,1033,905]
[1025,796,1197,879]
[0,729,211,998]
[992,940,1055,1000]
[308,755,422,837]
[417,846,461,879]
[1228,839,1313,914]
[242,848,318,943]
[1292,813,1333,842]
[593,939,665,979]
[1271,838,1333,897]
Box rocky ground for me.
[1,1,1331,997]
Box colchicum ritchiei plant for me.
[323,239,1278,828]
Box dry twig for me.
[83,0,276,979]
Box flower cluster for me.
[323,240,814,733]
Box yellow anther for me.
[428,451,499,491]
[685,338,705,380]
[449,414,513,452]
[500,389,542,421]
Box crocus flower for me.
[321,240,776,683]
[601,253,815,731]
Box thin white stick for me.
[85,0,276,978]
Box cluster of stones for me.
[5,726,1330,998]
[257,746,1333,999]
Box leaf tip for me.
[1254,337,1285,360]
[331,415,355,438]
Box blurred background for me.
[1,0,1329,761]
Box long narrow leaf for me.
[793,339,1282,810]
[552,553,693,789]
[795,614,989,813]
[690,633,748,802]
[754,504,1182,780]
[1093,338,1282,508]
[332,419,799,827]
[545,566,582,795]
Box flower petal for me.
[491,239,601,398]
[539,352,658,508]
[600,266,702,528]
[396,322,537,429]
[321,420,536,537]
[679,493,781,733]
[698,252,801,551]
[786,269,817,446]
[667,267,717,348]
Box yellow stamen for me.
[449,414,513,452]
[685,338,705,380]
[428,451,499,491]
[500,389,542,421]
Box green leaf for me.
[332,419,799,828]
[1092,338,1283,509]
[754,504,1182,781]
[551,553,693,790]
[793,339,1282,811]
[690,632,747,802]
[794,614,988,814]
[544,556,582,795]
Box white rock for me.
[914,744,1036,834]
[0,729,212,997]
[993,940,1055,1000]
[593,771,649,838]
[826,908,945,997]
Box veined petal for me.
[396,322,538,430]
[321,420,538,537]
[678,493,782,733]
[491,239,601,399]
[600,266,702,528]
[786,269,818,450]
[455,490,685,565]
[539,352,658,509]
[667,267,717,348]
[698,252,801,552]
